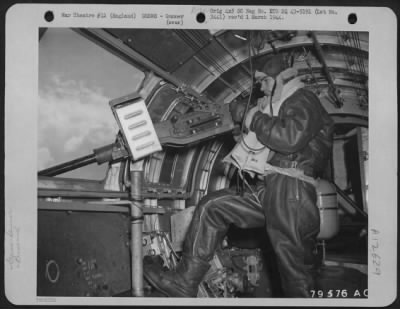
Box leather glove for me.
[249,110,270,132]
[229,101,247,124]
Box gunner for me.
[144,53,334,298]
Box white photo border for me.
[4,4,398,306]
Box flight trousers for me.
[183,173,320,297]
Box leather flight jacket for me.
[250,88,334,177]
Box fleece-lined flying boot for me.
[144,254,210,297]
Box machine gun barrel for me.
[38,153,97,177]
[38,143,128,177]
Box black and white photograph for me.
[4,4,397,306]
[37,27,369,298]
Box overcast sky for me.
[39,28,144,179]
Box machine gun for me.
[38,93,234,177]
